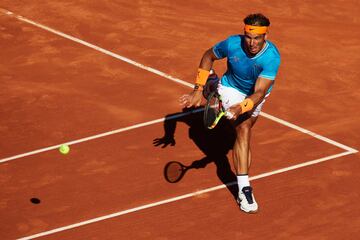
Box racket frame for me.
[204,91,226,129]
[164,161,187,183]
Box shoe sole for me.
[240,206,258,214]
[237,199,258,214]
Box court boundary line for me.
[0,9,194,88]
[0,8,357,164]
[0,108,357,164]
[0,8,358,239]
[17,150,356,240]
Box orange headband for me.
[244,25,268,34]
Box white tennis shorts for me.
[217,83,269,117]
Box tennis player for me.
[179,13,281,213]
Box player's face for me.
[244,32,267,55]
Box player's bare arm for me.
[198,47,218,70]
[179,48,218,108]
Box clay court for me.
[1,1,359,239]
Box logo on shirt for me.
[229,56,240,63]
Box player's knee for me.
[236,121,252,136]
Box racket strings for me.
[204,91,227,129]
[217,96,225,113]
[164,162,185,183]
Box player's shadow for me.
[153,107,238,200]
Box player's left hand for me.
[153,136,176,148]
[179,90,202,108]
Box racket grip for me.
[225,111,234,119]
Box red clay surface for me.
[1,1,359,239]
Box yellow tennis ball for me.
[59,144,70,154]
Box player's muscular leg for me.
[233,116,258,174]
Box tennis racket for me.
[204,91,232,129]
[164,161,189,183]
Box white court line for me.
[0,9,193,88]
[0,8,358,239]
[0,8,357,164]
[17,150,355,240]
[260,112,358,153]
[0,109,203,163]
[1,108,356,164]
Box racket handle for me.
[225,111,234,119]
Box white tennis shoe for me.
[237,186,258,213]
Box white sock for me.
[237,174,250,193]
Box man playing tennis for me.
[179,13,280,213]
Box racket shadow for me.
[154,107,239,200]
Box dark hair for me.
[243,13,270,27]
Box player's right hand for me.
[179,90,202,108]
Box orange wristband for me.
[239,98,254,113]
[195,68,210,86]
